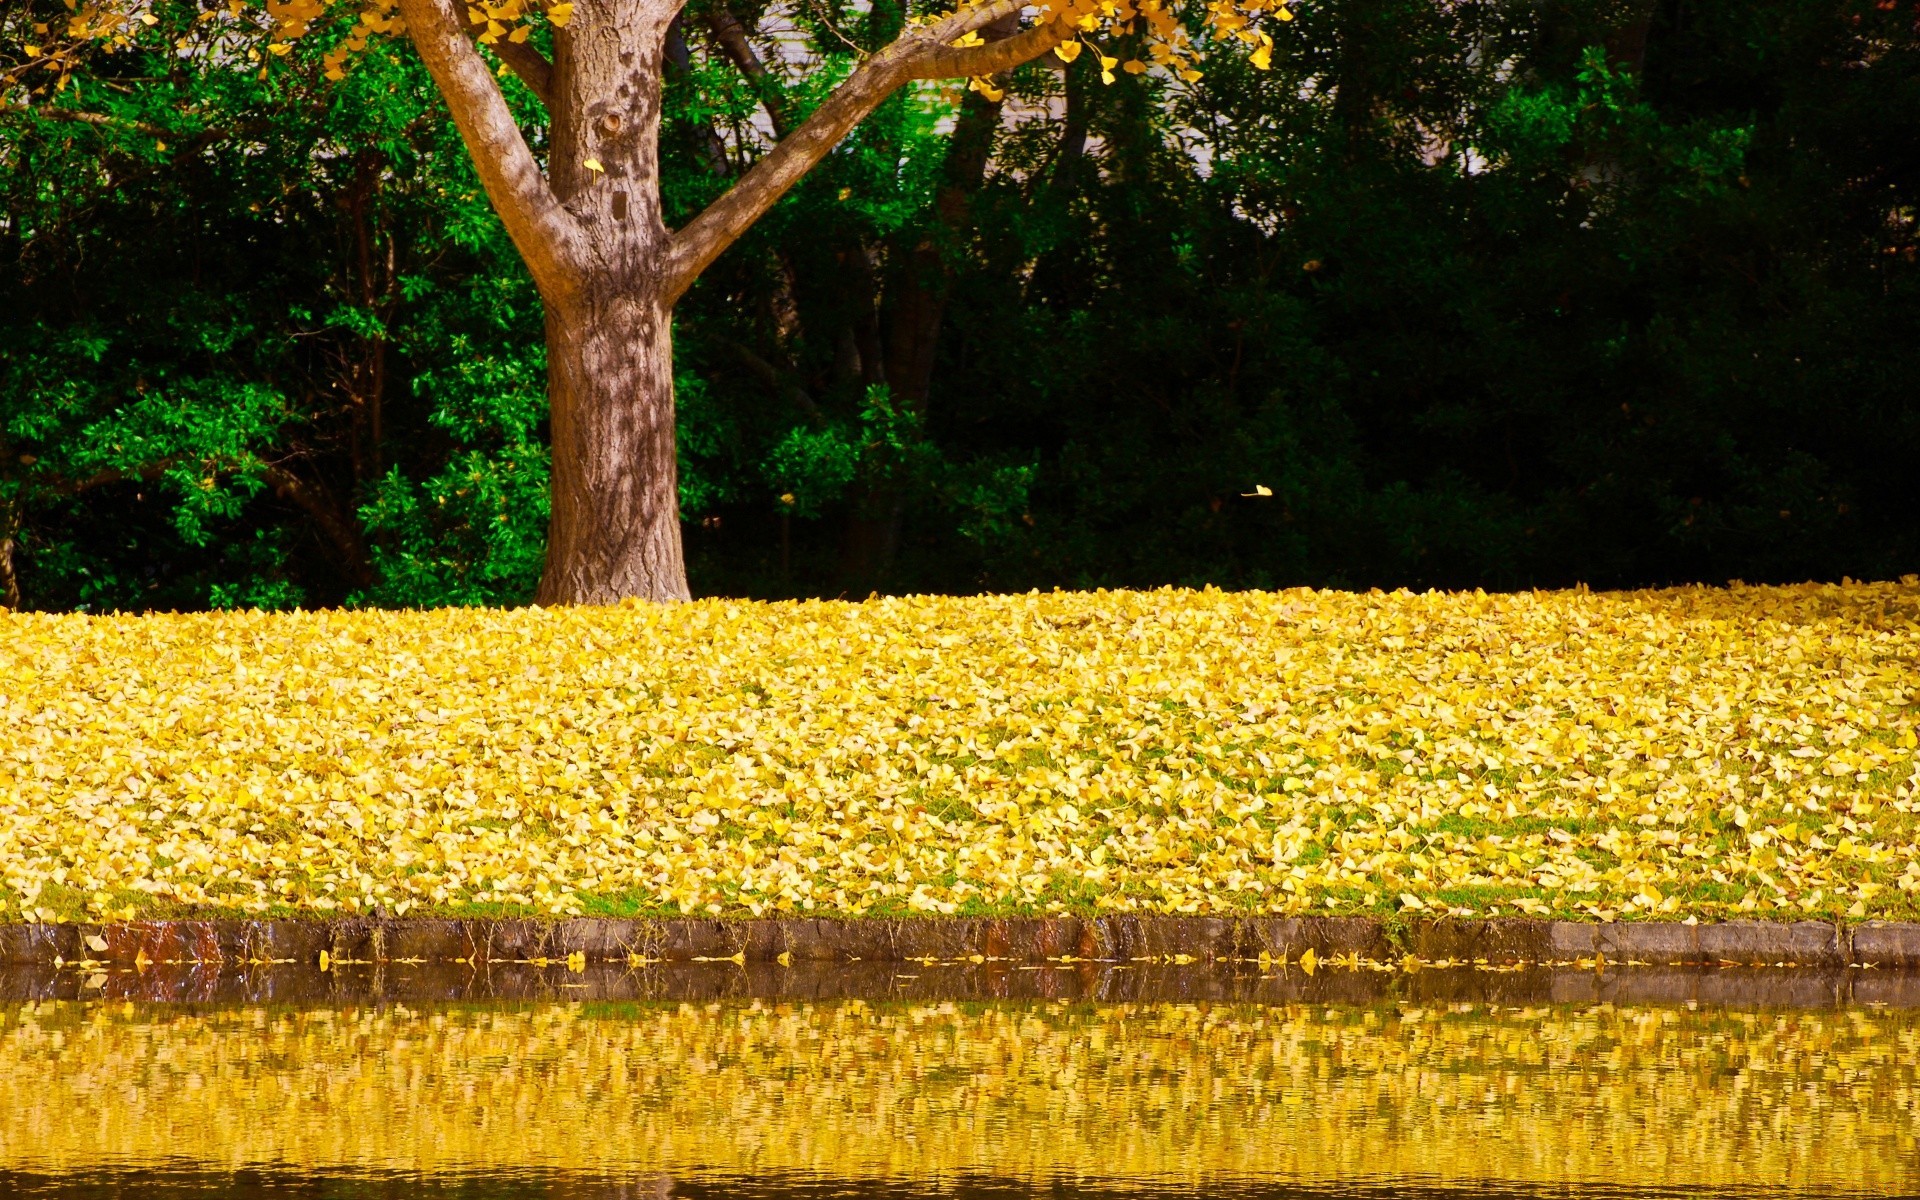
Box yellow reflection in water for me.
[0,1000,1916,1191]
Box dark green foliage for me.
[2,0,1916,609]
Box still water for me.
[1,970,1916,1199]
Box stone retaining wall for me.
[5,915,1919,968]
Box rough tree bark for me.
[392,0,1067,604]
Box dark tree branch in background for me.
[666,12,733,173]
[0,102,171,137]
[49,460,178,497]
[703,0,792,138]
[0,508,18,612]
[1048,53,1089,194]
[258,462,374,587]
[730,338,825,423]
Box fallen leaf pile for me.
[2,581,1917,923]
[3,999,1916,1189]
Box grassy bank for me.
[3,582,1918,924]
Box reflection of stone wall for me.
[6,958,1920,1010]
[2,999,1916,1191]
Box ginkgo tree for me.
[10,0,1290,604]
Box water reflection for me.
[1,996,1915,1197]
[0,1169,1874,1200]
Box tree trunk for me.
[397,0,1066,605]
[531,0,690,605]
[537,290,690,604]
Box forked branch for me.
[466,23,555,107]
[662,0,1066,301]
[398,0,582,297]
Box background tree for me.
[3,0,1916,610]
[6,0,1283,604]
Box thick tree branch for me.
[918,0,1035,42]
[397,0,582,300]
[662,50,914,301]
[704,0,791,138]
[905,18,1067,80]
[663,1,1064,302]
[465,22,554,107]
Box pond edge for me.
[5,915,1919,969]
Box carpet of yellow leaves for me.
[3,1000,1916,1189]
[2,581,1917,923]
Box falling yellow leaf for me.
[1242,484,1272,497]
[583,157,603,172]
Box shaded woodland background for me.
[3,0,1918,610]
